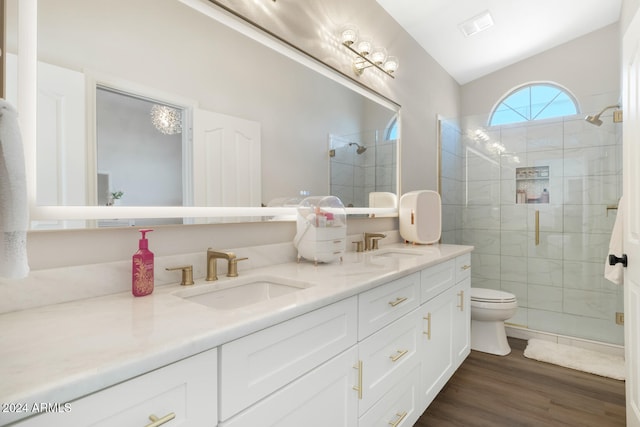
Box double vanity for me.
[0,242,472,427]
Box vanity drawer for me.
[220,347,358,427]
[11,349,217,427]
[358,308,421,414]
[219,297,357,420]
[420,259,456,303]
[456,253,471,282]
[358,363,421,427]
[358,272,420,340]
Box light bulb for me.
[370,47,387,65]
[356,38,372,56]
[340,25,358,46]
[383,56,399,73]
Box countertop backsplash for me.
[0,230,401,314]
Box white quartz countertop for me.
[0,243,472,425]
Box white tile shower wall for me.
[441,114,623,345]
[440,120,464,244]
[329,135,396,208]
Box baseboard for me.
[505,324,624,357]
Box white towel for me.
[0,99,29,278]
[605,196,624,285]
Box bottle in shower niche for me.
[540,188,549,203]
[132,229,154,297]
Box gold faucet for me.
[165,265,194,286]
[364,232,386,251]
[206,249,248,281]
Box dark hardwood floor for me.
[416,338,626,426]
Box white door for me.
[192,109,261,209]
[623,9,640,427]
[36,61,86,207]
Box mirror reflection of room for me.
[96,87,183,208]
[25,0,399,220]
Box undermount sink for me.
[174,276,311,310]
[371,248,426,258]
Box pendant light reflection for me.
[150,104,183,135]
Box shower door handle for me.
[609,254,628,267]
[535,210,540,246]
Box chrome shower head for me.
[584,104,620,126]
[348,142,367,154]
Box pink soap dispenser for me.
[132,229,154,297]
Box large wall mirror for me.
[10,0,400,228]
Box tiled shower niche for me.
[515,166,549,204]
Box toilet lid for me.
[470,288,517,303]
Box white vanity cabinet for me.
[419,256,471,410]
[357,308,422,415]
[219,297,358,422]
[355,255,471,427]
[11,348,218,427]
[454,253,472,368]
[354,270,422,426]
[220,346,359,427]
[357,272,421,340]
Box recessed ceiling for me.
[376,0,622,85]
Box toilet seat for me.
[470,288,517,303]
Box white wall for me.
[622,0,640,33]
[460,23,621,119]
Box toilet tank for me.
[399,190,441,244]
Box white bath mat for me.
[523,338,625,380]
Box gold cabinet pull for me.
[389,349,409,362]
[535,210,540,246]
[423,313,432,340]
[460,264,471,270]
[389,296,407,307]
[352,360,363,399]
[457,290,464,311]
[145,413,176,427]
[389,411,408,427]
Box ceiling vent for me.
[458,10,494,37]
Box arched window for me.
[489,82,579,126]
[386,116,398,140]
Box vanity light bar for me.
[340,25,398,78]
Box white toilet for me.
[470,288,518,356]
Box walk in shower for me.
[440,110,623,345]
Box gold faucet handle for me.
[227,257,248,277]
[166,265,194,286]
[371,237,383,250]
[353,241,364,253]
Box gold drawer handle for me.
[460,264,471,270]
[389,296,407,307]
[457,290,464,311]
[389,411,408,427]
[390,349,408,362]
[423,313,431,339]
[146,413,176,427]
[352,360,363,399]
